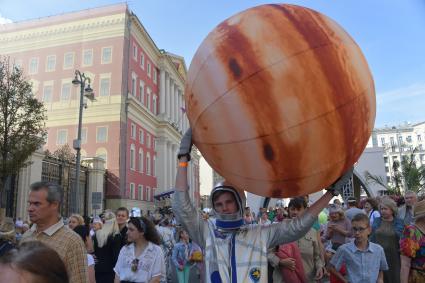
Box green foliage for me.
[365,148,425,195]
[0,56,47,186]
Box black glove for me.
[326,167,353,196]
[177,128,193,161]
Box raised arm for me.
[172,129,205,247]
[267,168,353,248]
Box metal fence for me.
[41,157,88,217]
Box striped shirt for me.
[22,219,88,283]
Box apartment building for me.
[0,4,200,213]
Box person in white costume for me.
[173,129,352,283]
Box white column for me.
[177,90,181,131]
[156,137,167,192]
[174,87,178,123]
[165,73,170,120]
[159,69,166,115]
[179,91,184,131]
[170,81,175,124]
[167,141,173,189]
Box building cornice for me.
[0,13,126,54]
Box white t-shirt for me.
[87,254,95,266]
[114,242,165,282]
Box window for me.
[101,47,112,64]
[63,52,74,69]
[133,43,137,60]
[131,73,137,96]
[153,69,157,84]
[146,133,151,148]
[100,78,110,96]
[61,83,71,101]
[81,128,87,144]
[419,144,424,151]
[131,123,136,139]
[390,137,395,146]
[29,58,38,74]
[146,153,151,175]
[42,85,53,102]
[46,55,56,72]
[57,129,67,145]
[398,135,403,143]
[139,80,145,104]
[146,186,151,202]
[130,144,135,170]
[385,166,389,173]
[96,127,108,143]
[418,135,422,142]
[139,130,144,144]
[130,183,135,199]
[152,156,156,176]
[384,157,388,163]
[152,95,157,115]
[138,185,143,200]
[146,88,151,111]
[140,53,145,69]
[380,137,385,146]
[138,149,144,172]
[147,62,151,77]
[406,136,412,143]
[83,49,93,66]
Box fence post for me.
[82,157,106,217]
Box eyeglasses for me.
[131,258,139,272]
[352,227,368,232]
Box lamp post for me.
[72,70,95,217]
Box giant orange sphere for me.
[186,4,375,198]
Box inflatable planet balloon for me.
[186,4,375,197]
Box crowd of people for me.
[0,130,424,283]
[0,179,425,283]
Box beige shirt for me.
[22,219,88,283]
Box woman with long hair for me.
[0,241,68,283]
[371,197,404,283]
[94,211,122,283]
[68,214,85,230]
[114,217,165,283]
[172,229,192,283]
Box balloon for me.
[186,4,375,197]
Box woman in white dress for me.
[114,217,165,283]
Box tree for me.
[366,148,425,195]
[400,149,425,194]
[0,56,47,208]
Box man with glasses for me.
[329,213,388,283]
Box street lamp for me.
[72,70,95,217]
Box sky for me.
[1,1,425,194]
[1,0,424,128]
